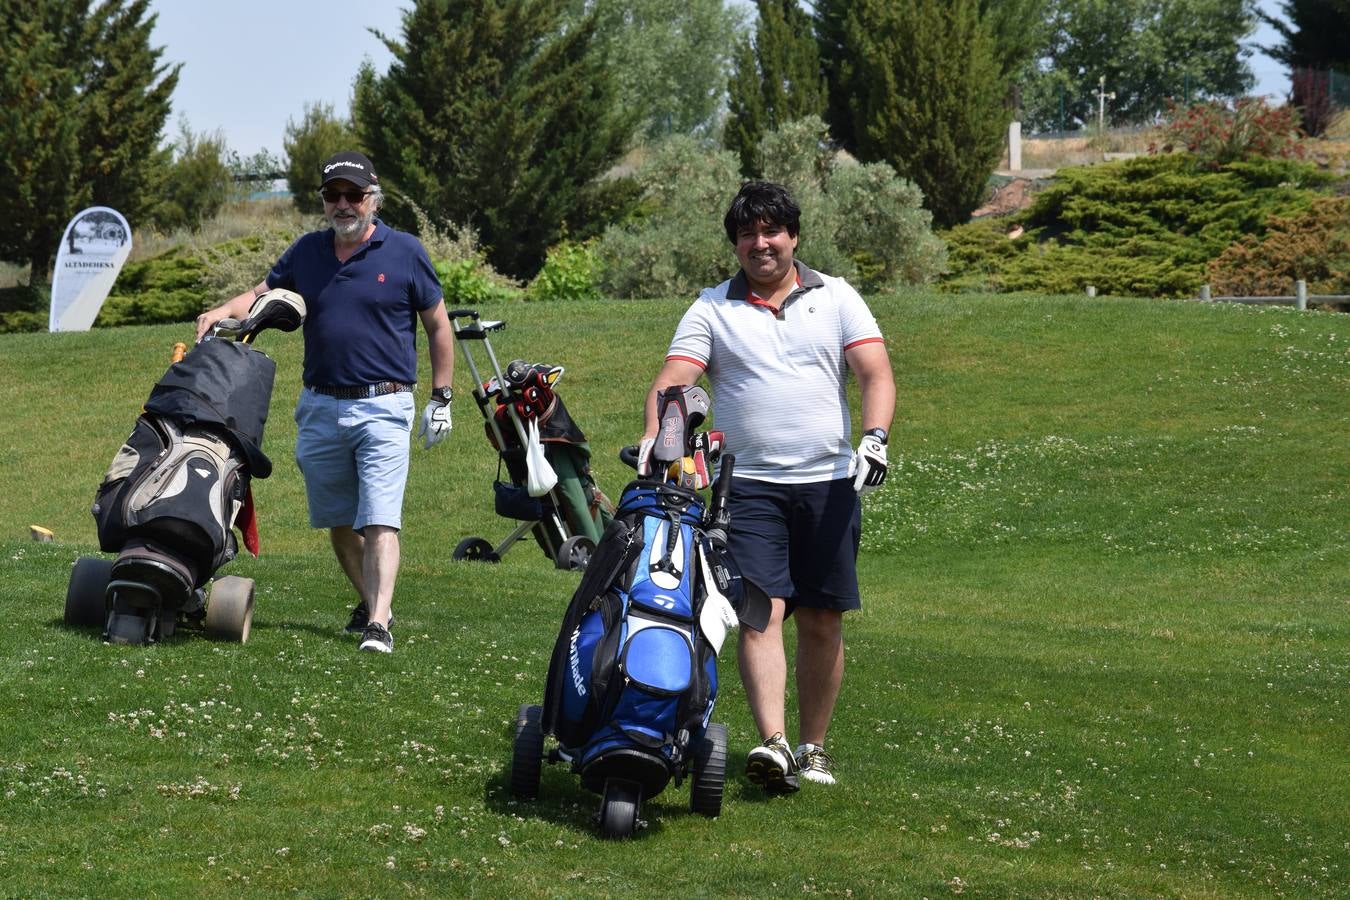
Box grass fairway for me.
[0,293,1345,896]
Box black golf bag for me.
[65,290,303,645]
[509,386,770,838]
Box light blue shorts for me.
[294,388,415,531]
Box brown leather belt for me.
[307,381,414,399]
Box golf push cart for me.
[449,308,612,572]
[510,385,771,839]
[63,289,305,645]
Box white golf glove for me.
[636,436,656,476]
[849,431,888,496]
[417,394,452,449]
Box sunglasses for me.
[319,188,372,204]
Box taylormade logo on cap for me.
[324,160,366,174]
[319,151,378,188]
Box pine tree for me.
[845,0,1008,229]
[352,0,633,279]
[78,0,178,222]
[813,0,860,154]
[1,1,89,281]
[1260,0,1350,71]
[0,0,178,281]
[724,0,828,177]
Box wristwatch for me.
[863,427,889,445]
[431,386,454,403]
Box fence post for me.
[1296,279,1307,311]
[1009,121,1022,172]
[1199,284,1211,302]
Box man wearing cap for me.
[195,151,454,655]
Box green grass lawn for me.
[1,293,1345,896]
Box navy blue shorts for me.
[725,477,862,612]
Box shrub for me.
[1207,196,1350,295]
[525,241,603,302]
[596,135,744,299]
[435,259,520,308]
[939,154,1343,297]
[596,118,946,298]
[408,202,521,308]
[196,230,298,300]
[1154,99,1305,166]
[97,248,210,327]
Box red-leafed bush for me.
[1153,99,1305,166]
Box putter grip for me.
[709,454,735,530]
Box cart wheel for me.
[554,536,594,571]
[599,778,641,839]
[65,556,112,627]
[204,576,255,643]
[510,703,544,801]
[106,610,153,645]
[690,722,728,817]
[453,536,500,563]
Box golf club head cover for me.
[849,433,888,495]
[653,385,711,470]
[239,288,306,340]
[504,360,562,422]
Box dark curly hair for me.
[723,181,801,244]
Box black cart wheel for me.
[690,722,728,817]
[205,576,255,643]
[65,556,112,627]
[453,537,500,563]
[599,778,641,839]
[554,536,594,571]
[510,703,544,800]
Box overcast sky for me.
[149,0,1294,161]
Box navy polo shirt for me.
[267,219,442,387]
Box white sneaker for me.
[795,743,836,785]
[745,733,800,794]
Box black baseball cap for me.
[319,151,378,189]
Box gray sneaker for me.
[358,621,393,653]
[745,733,799,794]
[795,743,837,785]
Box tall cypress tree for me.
[353,0,633,279]
[1260,0,1350,71]
[813,0,857,154]
[846,0,1008,229]
[725,0,827,177]
[0,0,178,281]
[78,0,178,222]
[0,1,86,281]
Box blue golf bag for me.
[509,386,770,838]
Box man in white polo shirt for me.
[638,181,895,792]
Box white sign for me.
[49,206,132,332]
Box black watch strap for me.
[431,386,454,403]
[864,427,889,445]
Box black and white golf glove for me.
[418,387,453,449]
[849,428,888,496]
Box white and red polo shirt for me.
[665,261,884,483]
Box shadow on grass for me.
[479,727,779,841]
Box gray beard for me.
[330,210,373,241]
